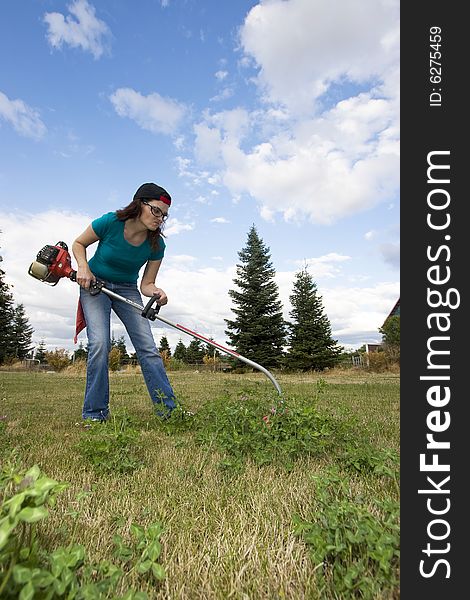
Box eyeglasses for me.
[142,200,169,222]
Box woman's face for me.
[140,200,169,230]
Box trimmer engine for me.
[28,241,76,285]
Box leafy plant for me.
[0,462,166,599]
[0,462,70,597]
[76,410,144,474]
[155,380,345,472]
[340,444,399,492]
[293,469,400,599]
[118,522,166,582]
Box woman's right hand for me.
[76,265,95,289]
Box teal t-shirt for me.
[88,212,166,282]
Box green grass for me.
[0,369,399,599]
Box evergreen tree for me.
[0,246,33,363]
[11,303,34,360]
[204,339,220,359]
[158,335,171,357]
[173,340,187,362]
[34,339,47,363]
[285,267,343,370]
[109,336,127,360]
[225,225,286,368]
[115,336,129,361]
[186,339,205,364]
[0,257,15,364]
[73,341,88,362]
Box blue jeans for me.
[79,281,176,420]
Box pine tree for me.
[0,249,16,364]
[204,339,220,359]
[115,336,129,361]
[186,339,205,364]
[285,267,343,371]
[35,339,47,363]
[73,341,88,362]
[173,340,187,362]
[158,335,171,357]
[11,303,34,360]
[225,225,286,368]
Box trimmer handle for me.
[70,271,104,296]
[142,295,161,320]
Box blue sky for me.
[0,0,399,354]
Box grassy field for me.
[0,369,400,599]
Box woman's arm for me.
[72,225,99,289]
[140,260,168,303]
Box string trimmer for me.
[28,241,282,396]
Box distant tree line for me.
[165,337,221,365]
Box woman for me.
[72,182,177,422]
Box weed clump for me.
[76,410,144,474]
[0,461,166,599]
[155,380,349,472]
[293,468,400,599]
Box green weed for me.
[0,462,165,599]
[293,468,400,599]
[154,380,350,472]
[339,444,400,494]
[75,410,144,474]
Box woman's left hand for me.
[142,285,168,305]
[154,288,168,305]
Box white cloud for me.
[210,87,235,103]
[165,255,198,267]
[364,227,399,269]
[190,88,399,224]
[0,91,47,139]
[110,88,186,135]
[210,217,229,224]
[222,131,398,224]
[240,0,399,114]
[164,218,194,236]
[43,0,111,59]
[290,253,351,279]
[175,156,219,188]
[322,282,399,346]
[194,122,222,165]
[274,271,398,348]
[379,242,399,269]
[215,70,228,81]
